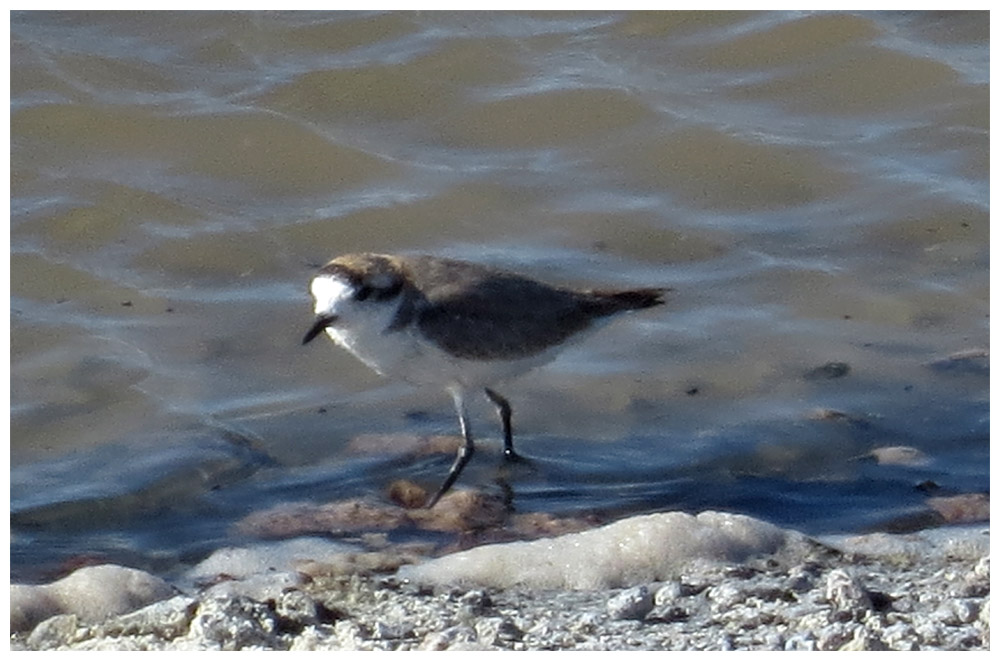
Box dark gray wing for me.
[402,257,598,360]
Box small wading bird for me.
[303,253,666,507]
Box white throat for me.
[309,274,407,376]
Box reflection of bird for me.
[303,253,666,507]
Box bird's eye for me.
[354,285,372,301]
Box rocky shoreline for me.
[10,507,990,651]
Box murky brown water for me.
[10,11,988,580]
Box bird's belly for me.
[326,326,557,389]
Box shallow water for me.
[10,11,989,582]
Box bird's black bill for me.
[302,315,338,345]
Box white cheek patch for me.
[310,276,354,315]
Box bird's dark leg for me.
[484,387,520,461]
[426,387,476,508]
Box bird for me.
[302,252,666,507]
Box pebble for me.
[419,624,478,651]
[606,585,653,620]
[936,599,979,625]
[92,595,198,640]
[187,596,278,650]
[866,445,930,466]
[26,614,78,649]
[824,568,872,614]
[474,616,522,644]
[653,581,683,605]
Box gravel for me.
[10,519,989,651]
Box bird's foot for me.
[502,447,530,464]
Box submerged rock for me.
[865,445,930,466]
[926,493,989,524]
[803,362,851,380]
[235,487,516,539]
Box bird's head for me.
[302,253,406,345]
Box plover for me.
[303,253,666,507]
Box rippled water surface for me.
[10,11,989,581]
